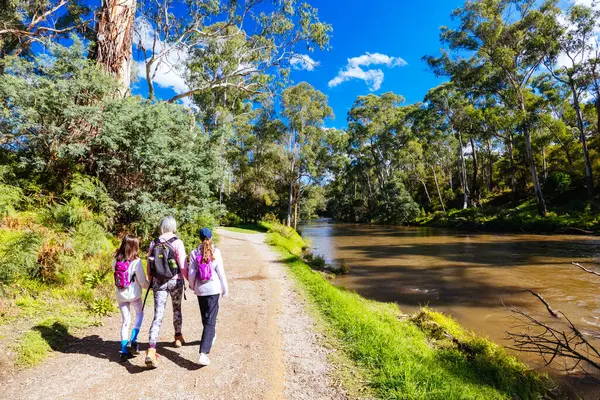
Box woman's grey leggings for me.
[148,279,183,347]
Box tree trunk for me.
[470,136,478,201]
[525,129,547,216]
[596,96,600,136]
[519,92,547,217]
[293,187,298,230]
[507,136,516,196]
[542,147,547,180]
[431,165,446,213]
[95,0,136,97]
[457,132,469,209]
[422,180,432,204]
[487,139,493,191]
[286,179,293,227]
[570,82,594,196]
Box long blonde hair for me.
[200,238,213,263]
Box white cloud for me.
[329,66,385,91]
[290,54,319,71]
[133,17,190,102]
[347,52,407,68]
[328,52,407,91]
[555,2,600,68]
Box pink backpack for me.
[194,250,212,282]
[114,260,132,289]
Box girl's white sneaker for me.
[198,353,211,366]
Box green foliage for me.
[266,224,550,399]
[71,221,112,258]
[0,39,221,233]
[65,174,117,228]
[88,297,116,317]
[0,183,24,217]
[48,198,90,229]
[543,172,572,196]
[0,231,42,284]
[375,181,421,224]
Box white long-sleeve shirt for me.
[112,258,149,303]
[188,246,229,297]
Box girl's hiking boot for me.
[120,351,134,362]
[198,352,210,366]
[145,348,158,368]
[126,341,139,355]
[174,334,185,348]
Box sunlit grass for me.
[265,222,551,399]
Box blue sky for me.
[132,0,467,127]
[288,0,464,128]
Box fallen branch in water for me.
[506,263,600,376]
[506,305,600,373]
[572,262,600,277]
[554,227,595,235]
[522,289,559,318]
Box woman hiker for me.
[144,216,188,368]
[112,235,149,362]
[188,227,229,366]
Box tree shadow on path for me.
[34,322,203,374]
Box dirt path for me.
[0,229,347,400]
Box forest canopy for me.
[1,0,600,238]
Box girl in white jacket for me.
[112,235,149,362]
[188,227,228,366]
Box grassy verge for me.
[262,221,552,399]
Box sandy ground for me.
[0,229,347,400]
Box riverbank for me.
[416,192,600,234]
[261,221,556,399]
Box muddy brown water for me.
[300,220,600,397]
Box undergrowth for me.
[418,189,600,233]
[263,221,552,399]
[0,175,119,369]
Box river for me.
[299,219,600,395]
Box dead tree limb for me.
[522,289,560,318]
[571,262,600,277]
[506,268,600,376]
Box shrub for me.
[221,211,242,226]
[71,221,112,258]
[37,233,70,282]
[83,269,110,289]
[88,297,116,316]
[65,174,117,228]
[0,183,24,217]
[49,198,90,229]
[0,231,42,284]
[543,172,571,196]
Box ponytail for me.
[200,238,214,263]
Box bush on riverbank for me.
[262,221,553,399]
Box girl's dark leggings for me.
[197,294,220,354]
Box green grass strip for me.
[263,222,550,400]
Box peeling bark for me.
[95,0,136,97]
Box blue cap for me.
[199,227,212,241]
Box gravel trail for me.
[0,229,346,400]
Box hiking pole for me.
[142,277,152,311]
